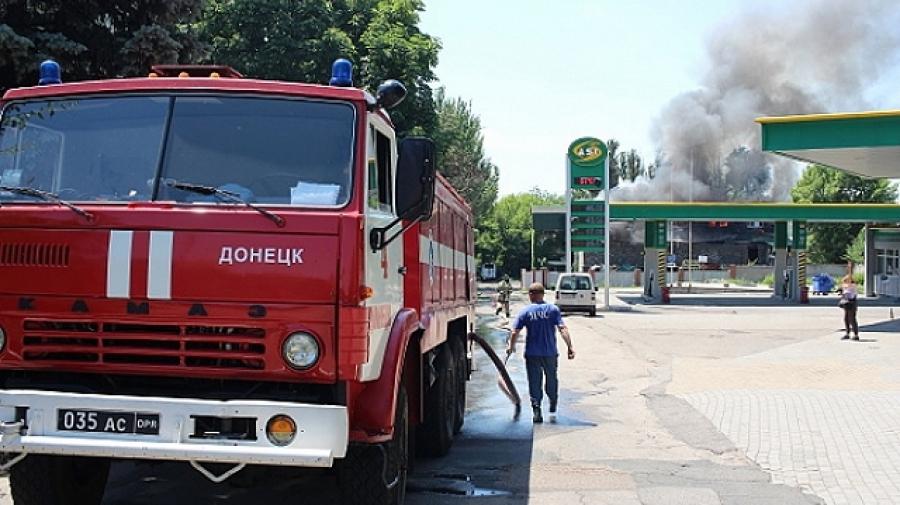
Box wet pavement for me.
[405,314,534,503]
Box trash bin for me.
[821,275,835,294]
[801,286,810,304]
[812,273,834,295]
[661,286,670,304]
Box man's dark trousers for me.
[525,355,558,407]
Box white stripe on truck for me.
[106,230,133,299]
[147,231,174,300]
[418,234,475,272]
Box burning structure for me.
[603,0,900,267]
[615,0,900,206]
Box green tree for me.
[606,139,653,185]
[201,0,440,136]
[646,150,663,180]
[0,1,206,91]
[617,149,644,182]
[845,228,865,264]
[431,89,498,222]
[723,147,770,200]
[200,1,353,84]
[606,138,620,188]
[477,189,564,275]
[358,0,439,136]
[791,164,897,263]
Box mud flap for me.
[468,332,521,419]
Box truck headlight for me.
[282,332,319,369]
[0,326,5,352]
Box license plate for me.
[559,293,574,298]
[57,409,160,435]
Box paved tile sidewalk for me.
[681,390,900,505]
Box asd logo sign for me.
[568,137,607,190]
[568,137,606,167]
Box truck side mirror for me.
[376,80,407,110]
[395,137,436,221]
[369,137,436,251]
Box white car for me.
[554,273,597,317]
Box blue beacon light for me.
[38,59,62,85]
[329,59,353,87]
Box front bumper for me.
[556,304,595,312]
[0,390,348,467]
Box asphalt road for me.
[3,288,899,504]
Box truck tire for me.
[452,337,467,434]
[338,387,409,505]
[10,455,109,505]
[418,346,455,457]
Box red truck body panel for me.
[404,175,475,353]
[0,73,475,449]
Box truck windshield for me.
[0,95,355,207]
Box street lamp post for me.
[604,153,610,310]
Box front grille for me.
[0,243,70,267]
[22,320,266,370]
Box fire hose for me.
[468,332,521,419]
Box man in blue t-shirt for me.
[506,282,575,423]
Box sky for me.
[419,0,900,197]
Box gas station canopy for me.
[757,110,900,178]
[529,202,900,224]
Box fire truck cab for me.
[0,60,475,505]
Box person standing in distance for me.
[839,274,860,341]
[506,282,575,423]
[496,274,513,318]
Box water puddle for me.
[408,473,512,497]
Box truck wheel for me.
[452,337,467,434]
[590,309,597,317]
[418,346,455,457]
[10,455,109,505]
[338,387,409,505]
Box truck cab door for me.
[359,115,404,381]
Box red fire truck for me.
[0,59,476,505]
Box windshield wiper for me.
[164,179,285,228]
[0,185,94,222]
